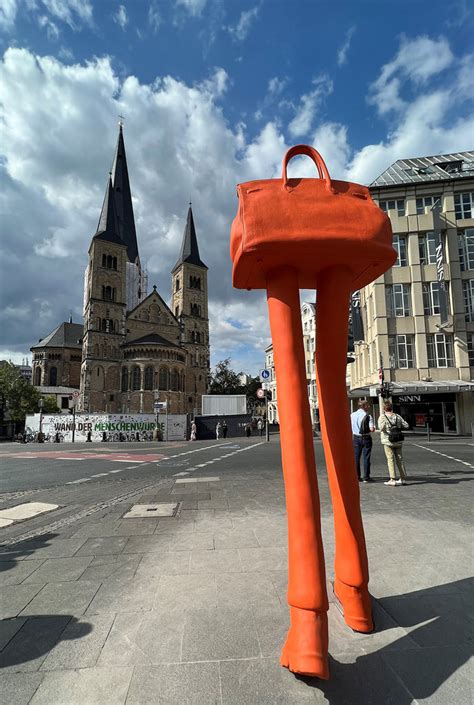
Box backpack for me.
[385,414,404,443]
[359,413,371,435]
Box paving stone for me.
[213,527,259,549]
[79,554,142,582]
[22,556,94,584]
[30,665,133,704]
[40,613,114,670]
[74,537,129,556]
[239,547,288,572]
[96,612,145,666]
[181,607,260,661]
[0,560,44,586]
[0,616,27,651]
[126,662,221,704]
[216,572,281,609]
[189,549,242,574]
[20,581,101,617]
[154,574,217,611]
[72,520,159,538]
[121,535,171,554]
[0,616,72,672]
[0,672,44,705]
[87,576,160,614]
[197,498,230,509]
[135,551,190,578]
[167,532,214,551]
[220,657,317,704]
[251,603,290,656]
[0,584,44,619]
[254,527,288,548]
[17,539,87,560]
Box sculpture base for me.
[280,606,329,679]
[333,579,374,633]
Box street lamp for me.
[38,397,44,443]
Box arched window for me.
[121,368,128,392]
[34,367,41,386]
[49,367,57,386]
[171,368,179,391]
[175,278,180,292]
[102,286,115,301]
[102,254,107,267]
[144,367,154,390]
[113,256,117,270]
[107,255,112,269]
[175,306,179,318]
[196,331,201,343]
[132,366,141,390]
[159,367,168,390]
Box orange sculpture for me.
[230,145,396,679]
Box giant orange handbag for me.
[231,144,396,291]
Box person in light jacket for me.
[378,401,410,486]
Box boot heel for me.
[333,579,374,633]
[280,606,329,679]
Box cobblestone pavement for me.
[0,437,472,704]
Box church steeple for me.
[111,123,139,263]
[172,205,207,273]
[94,174,123,246]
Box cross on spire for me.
[118,114,125,127]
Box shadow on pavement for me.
[0,532,59,572]
[302,577,473,704]
[0,615,92,669]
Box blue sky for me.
[0,0,473,373]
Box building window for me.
[388,335,415,369]
[102,285,116,302]
[418,232,438,265]
[392,235,407,266]
[462,280,474,322]
[190,303,201,317]
[458,229,474,271]
[34,367,41,386]
[121,368,128,392]
[386,284,411,317]
[423,282,443,315]
[171,368,179,391]
[175,278,180,292]
[131,366,141,390]
[427,333,454,368]
[159,367,168,390]
[61,396,69,409]
[144,366,154,390]
[379,199,405,216]
[416,195,441,215]
[454,192,474,220]
[468,333,474,366]
[49,367,57,386]
[190,276,201,289]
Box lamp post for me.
[38,397,44,443]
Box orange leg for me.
[266,266,329,679]
[315,267,373,633]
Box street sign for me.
[256,388,265,399]
[260,369,270,380]
[154,401,167,411]
[73,391,80,398]
[369,386,378,397]
[262,382,269,390]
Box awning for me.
[349,380,474,398]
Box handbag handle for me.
[282,144,334,194]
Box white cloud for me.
[288,75,333,138]
[268,76,287,96]
[0,0,17,30]
[175,0,207,17]
[38,14,60,40]
[148,1,161,33]
[41,0,93,29]
[229,3,261,42]
[337,25,356,66]
[113,4,128,29]
[369,35,454,115]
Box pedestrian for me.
[378,401,409,486]
[216,421,222,439]
[190,420,197,441]
[257,418,264,436]
[245,422,251,438]
[222,420,228,439]
[350,399,375,482]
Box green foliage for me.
[0,362,41,422]
[42,395,61,413]
[208,359,261,397]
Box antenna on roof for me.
[69,311,73,324]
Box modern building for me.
[350,151,474,434]
[32,123,210,416]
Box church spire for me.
[94,174,123,245]
[172,205,207,273]
[111,122,139,263]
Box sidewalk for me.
[0,440,472,704]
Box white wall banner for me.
[25,413,188,442]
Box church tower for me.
[80,174,128,412]
[171,206,210,413]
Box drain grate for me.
[123,502,181,519]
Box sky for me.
[0,0,473,375]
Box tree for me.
[0,362,41,424]
[208,359,242,395]
[42,395,61,413]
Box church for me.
[31,124,210,416]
